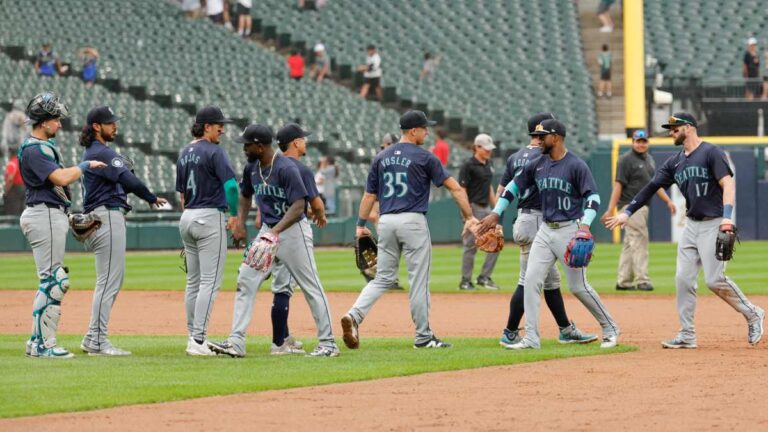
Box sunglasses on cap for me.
[667,116,693,126]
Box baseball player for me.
[605,113,765,347]
[478,119,620,349]
[176,106,240,356]
[496,113,597,347]
[341,110,477,350]
[208,123,340,357]
[78,106,168,356]
[19,92,107,358]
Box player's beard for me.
[674,130,686,146]
[541,143,552,154]
[247,154,258,163]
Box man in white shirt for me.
[358,44,382,100]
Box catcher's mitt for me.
[69,212,102,242]
[355,234,378,281]
[475,225,504,253]
[243,232,280,272]
[564,229,594,268]
[715,223,739,261]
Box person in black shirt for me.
[458,134,500,290]
[743,37,762,99]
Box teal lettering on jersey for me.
[380,156,412,169]
[253,182,287,199]
[674,165,709,185]
[535,177,573,194]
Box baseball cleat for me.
[458,280,476,291]
[186,337,217,356]
[476,277,500,290]
[504,339,537,350]
[661,337,697,349]
[558,322,598,344]
[284,335,304,350]
[615,284,635,291]
[747,307,765,346]
[81,344,132,356]
[25,339,34,357]
[341,314,359,349]
[636,282,654,291]
[414,336,452,349]
[208,340,245,358]
[600,334,619,349]
[270,342,306,355]
[28,344,75,359]
[306,345,340,357]
[499,328,522,347]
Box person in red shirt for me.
[3,149,25,215]
[287,50,305,81]
[430,129,449,166]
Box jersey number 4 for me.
[383,172,408,198]
[186,171,197,200]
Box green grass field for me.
[1,241,766,295]
[0,335,634,418]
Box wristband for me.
[623,209,633,217]
[78,161,90,173]
[723,204,733,219]
[356,217,367,227]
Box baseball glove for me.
[475,225,504,253]
[68,212,102,242]
[243,232,280,272]
[715,223,739,261]
[355,234,378,282]
[564,229,594,268]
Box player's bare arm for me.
[655,188,676,215]
[309,196,327,228]
[233,195,251,243]
[270,199,305,235]
[443,177,478,235]
[600,181,623,223]
[355,192,377,237]
[719,174,736,226]
[47,160,106,186]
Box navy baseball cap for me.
[399,110,436,130]
[86,105,120,124]
[661,112,697,129]
[276,123,312,146]
[235,124,274,145]
[527,112,556,134]
[530,119,566,137]
[632,129,649,141]
[195,105,233,124]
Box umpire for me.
[458,133,500,290]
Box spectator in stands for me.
[34,43,63,77]
[319,156,338,214]
[298,0,328,11]
[600,129,676,291]
[419,52,439,80]
[597,0,615,33]
[181,0,202,18]
[315,159,327,205]
[458,134,500,291]
[764,48,768,99]
[78,47,99,87]
[310,44,330,82]
[206,0,231,29]
[430,129,449,166]
[358,45,382,100]
[597,44,613,98]
[743,37,762,100]
[235,0,252,37]
[3,144,25,216]
[1,99,26,158]
[287,50,305,81]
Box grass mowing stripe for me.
[1,242,767,294]
[0,334,634,418]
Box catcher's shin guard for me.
[31,266,70,349]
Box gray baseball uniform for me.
[624,141,763,342]
[18,136,74,357]
[80,140,159,353]
[176,139,237,342]
[227,154,336,354]
[347,142,449,345]
[497,152,619,348]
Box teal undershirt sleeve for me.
[224,177,239,217]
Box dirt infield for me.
[2,291,767,431]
